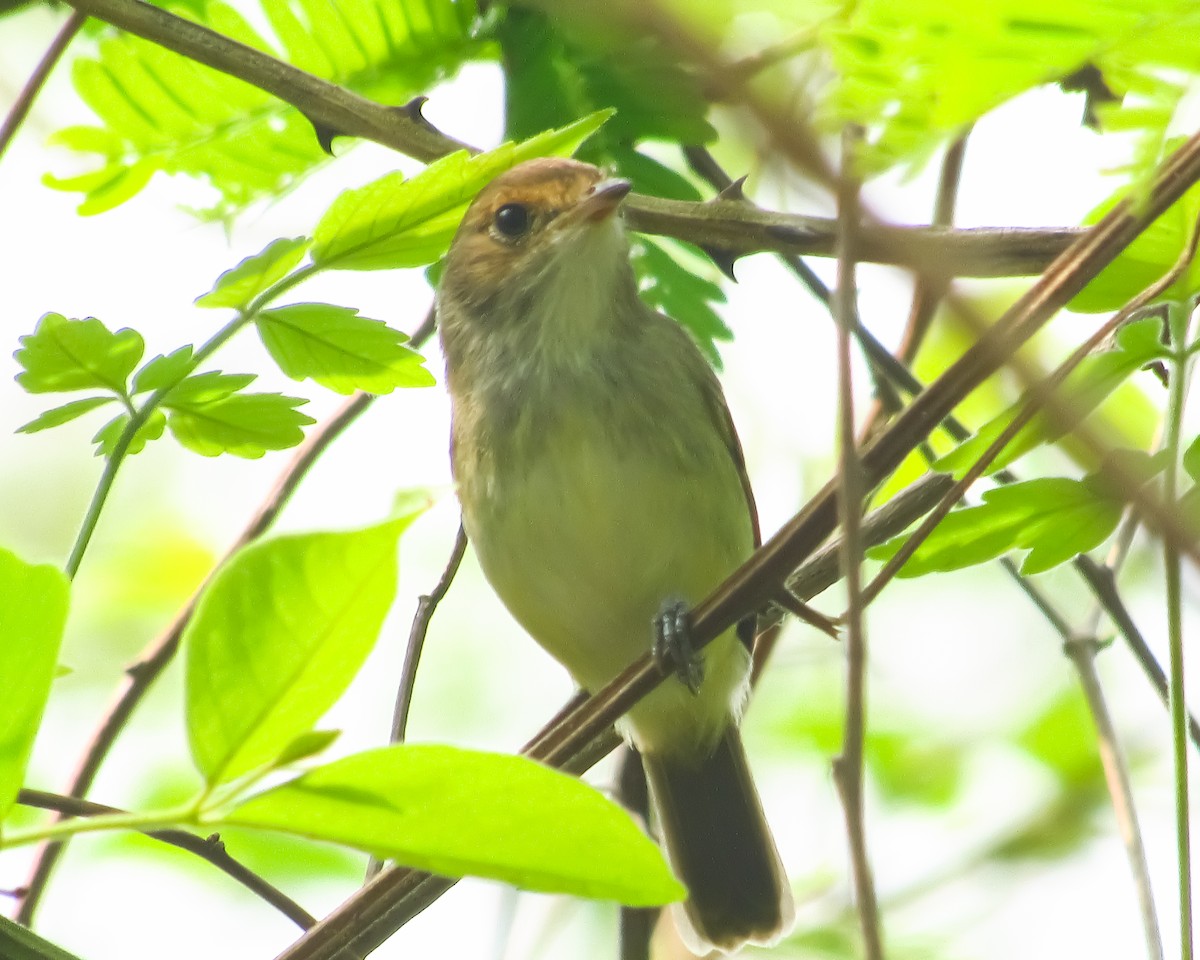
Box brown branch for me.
[829,127,886,960]
[0,9,86,162]
[16,790,316,930]
[60,0,470,162]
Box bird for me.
[437,155,792,953]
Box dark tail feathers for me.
[644,728,792,954]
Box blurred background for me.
[0,4,1194,960]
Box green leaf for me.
[936,316,1169,478]
[310,110,613,271]
[48,0,484,217]
[0,548,70,821]
[868,475,1126,578]
[1184,434,1200,483]
[17,396,115,434]
[197,237,312,310]
[273,729,341,768]
[256,303,435,394]
[185,511,423,785]
[633,238,731,367]
[165,392,314,459]
[15,313,144,395]
[223,744,684,905]
[91,409,168,457]
[131,346,196,394]
[0,914,87,960]
[1069,175,1200,312]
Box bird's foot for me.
[653,598,704,695]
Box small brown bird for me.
[438,156,792,953]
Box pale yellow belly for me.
[461,425,753,759]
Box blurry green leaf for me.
[633,238,731,366]
[185,511,423,785]
[869,473,1132,577]
[197,237,312,310]
[256,303,435,394]
[131,346,196,394]
[15,313,144,395]
[936,316,1169,478]
[1070,176,1200,312]
[824,0,1200,174]
[0,914,87,960]
[17,396,114,434]
[164,370,255,404]
[273,730,341,768]
[47,0,484,217]
[223,744,684,905]
[868,734,964,807]
[311,111,613,271]
[0,548,70,821]
[1183,433,1200,482]
[91,409,168,457]
[165,391,314,458]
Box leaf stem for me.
[1165,297,1194,960]
[63,263,322,578]
[1,802,199,850]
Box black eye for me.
[493,203,532,238]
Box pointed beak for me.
[574,178,632,222]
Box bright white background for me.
[0,6,1194,960]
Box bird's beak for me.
[573,178,632,223]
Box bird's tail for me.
[643,727,793,954]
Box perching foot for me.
[653,598,704,695]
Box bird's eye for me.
[493,203,532,239]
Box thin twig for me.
[16,790,316,930]
[365,524,467,881]
[829,126,886,960]
[0,10,86,162]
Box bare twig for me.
[16,790,316,930]
[829,127,886,960]
[0,10,86,162]
[365,524,467,881]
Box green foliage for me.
[256,303,434,395]
[224,744,684,905]
[824,0,1200,174]
[196,237,313,310]
[15,313,144,395]
[15,315,316,459]
[936,315,1170,478]
[870,454,1162,577]
[310,110,613,270]
[1071,173,1200,312]
[0,915,87,960]
[496,7,730,361]
[46,0,484,217]
[185,510,423,785]
[0,549,70,821]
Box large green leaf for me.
[185,511,422,785]
[256,303,435,394]
[46,0,484,217]
[223,744,684,905]
[15,313,143,395]
[310,111,613,271]
[0,549,70,821]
